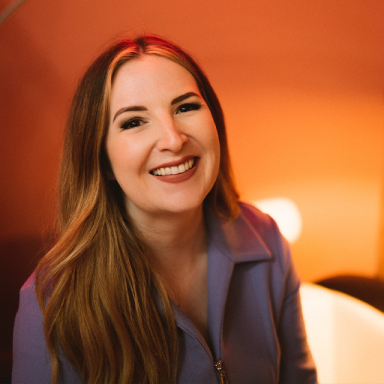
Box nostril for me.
[156,129,188,152]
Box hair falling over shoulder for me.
[35,34,239,384]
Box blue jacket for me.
[13,203,317,383]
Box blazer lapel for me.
[205,205,272,359]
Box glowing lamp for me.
[254,197,302,244]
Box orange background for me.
[1,0,384,282]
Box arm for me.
[277,239,318,384]
[12,273,81,384]
[12,273,52,384]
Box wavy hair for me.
[35,34,239,384]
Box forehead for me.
[110,55,200,106]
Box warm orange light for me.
[254,197,303,244]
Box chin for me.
[158,200,205,215]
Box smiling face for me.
[105,55,220,223]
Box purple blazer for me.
[13,203,318,383]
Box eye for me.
[176,103,202,114]
[120,118,145,130]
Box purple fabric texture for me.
[13,203,317,383]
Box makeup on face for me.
[105,55,220,220]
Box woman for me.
[13,35,317,384]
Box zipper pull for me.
[214,360,229,384]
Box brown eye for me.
[121,118,144,130]
[177,103,201,114]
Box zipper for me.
[214,360,229,384]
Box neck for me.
[130,206,208,278]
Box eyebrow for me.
[112,92,200,122]
[112,105,147,122]
[171,91,199,105]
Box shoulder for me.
[20,270,37,291]
[14,271,42,338]
[13,271,52,383]
[208,201,291,270]
[238,201,280,236]
[13,272,82,383]
[235,202,297,289]
[238,201,290,261]
[236,202,302,317]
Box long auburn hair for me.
[35,34,239,384]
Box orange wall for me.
[1,0,384,281]
[221,88,384,280]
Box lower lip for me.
[151,160,199,184]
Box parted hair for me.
[35,34,239,384]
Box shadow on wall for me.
[0,235,46,383]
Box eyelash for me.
[120,118,145,130]
[176,103,202,114]
[119,103,202,130]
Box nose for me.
[155,116,188,152]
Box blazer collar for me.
[155,204,273,360]
[205,204,272,264]
[205,203,272,358]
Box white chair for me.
[300,282,384,384]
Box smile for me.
[151,158,196,176]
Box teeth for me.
[178,163,185,173]
[152,158,195,176]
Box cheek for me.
[105,139,125,175]
[105,143,133,186]
[106,135,147,177]
[197,112,220,151]
[206,121,221,163]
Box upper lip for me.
[149,155,196,172]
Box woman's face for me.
[105,55,220,222]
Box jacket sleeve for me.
[277,238,318,384]
[12,274,52,384]
[12,274,81,384]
